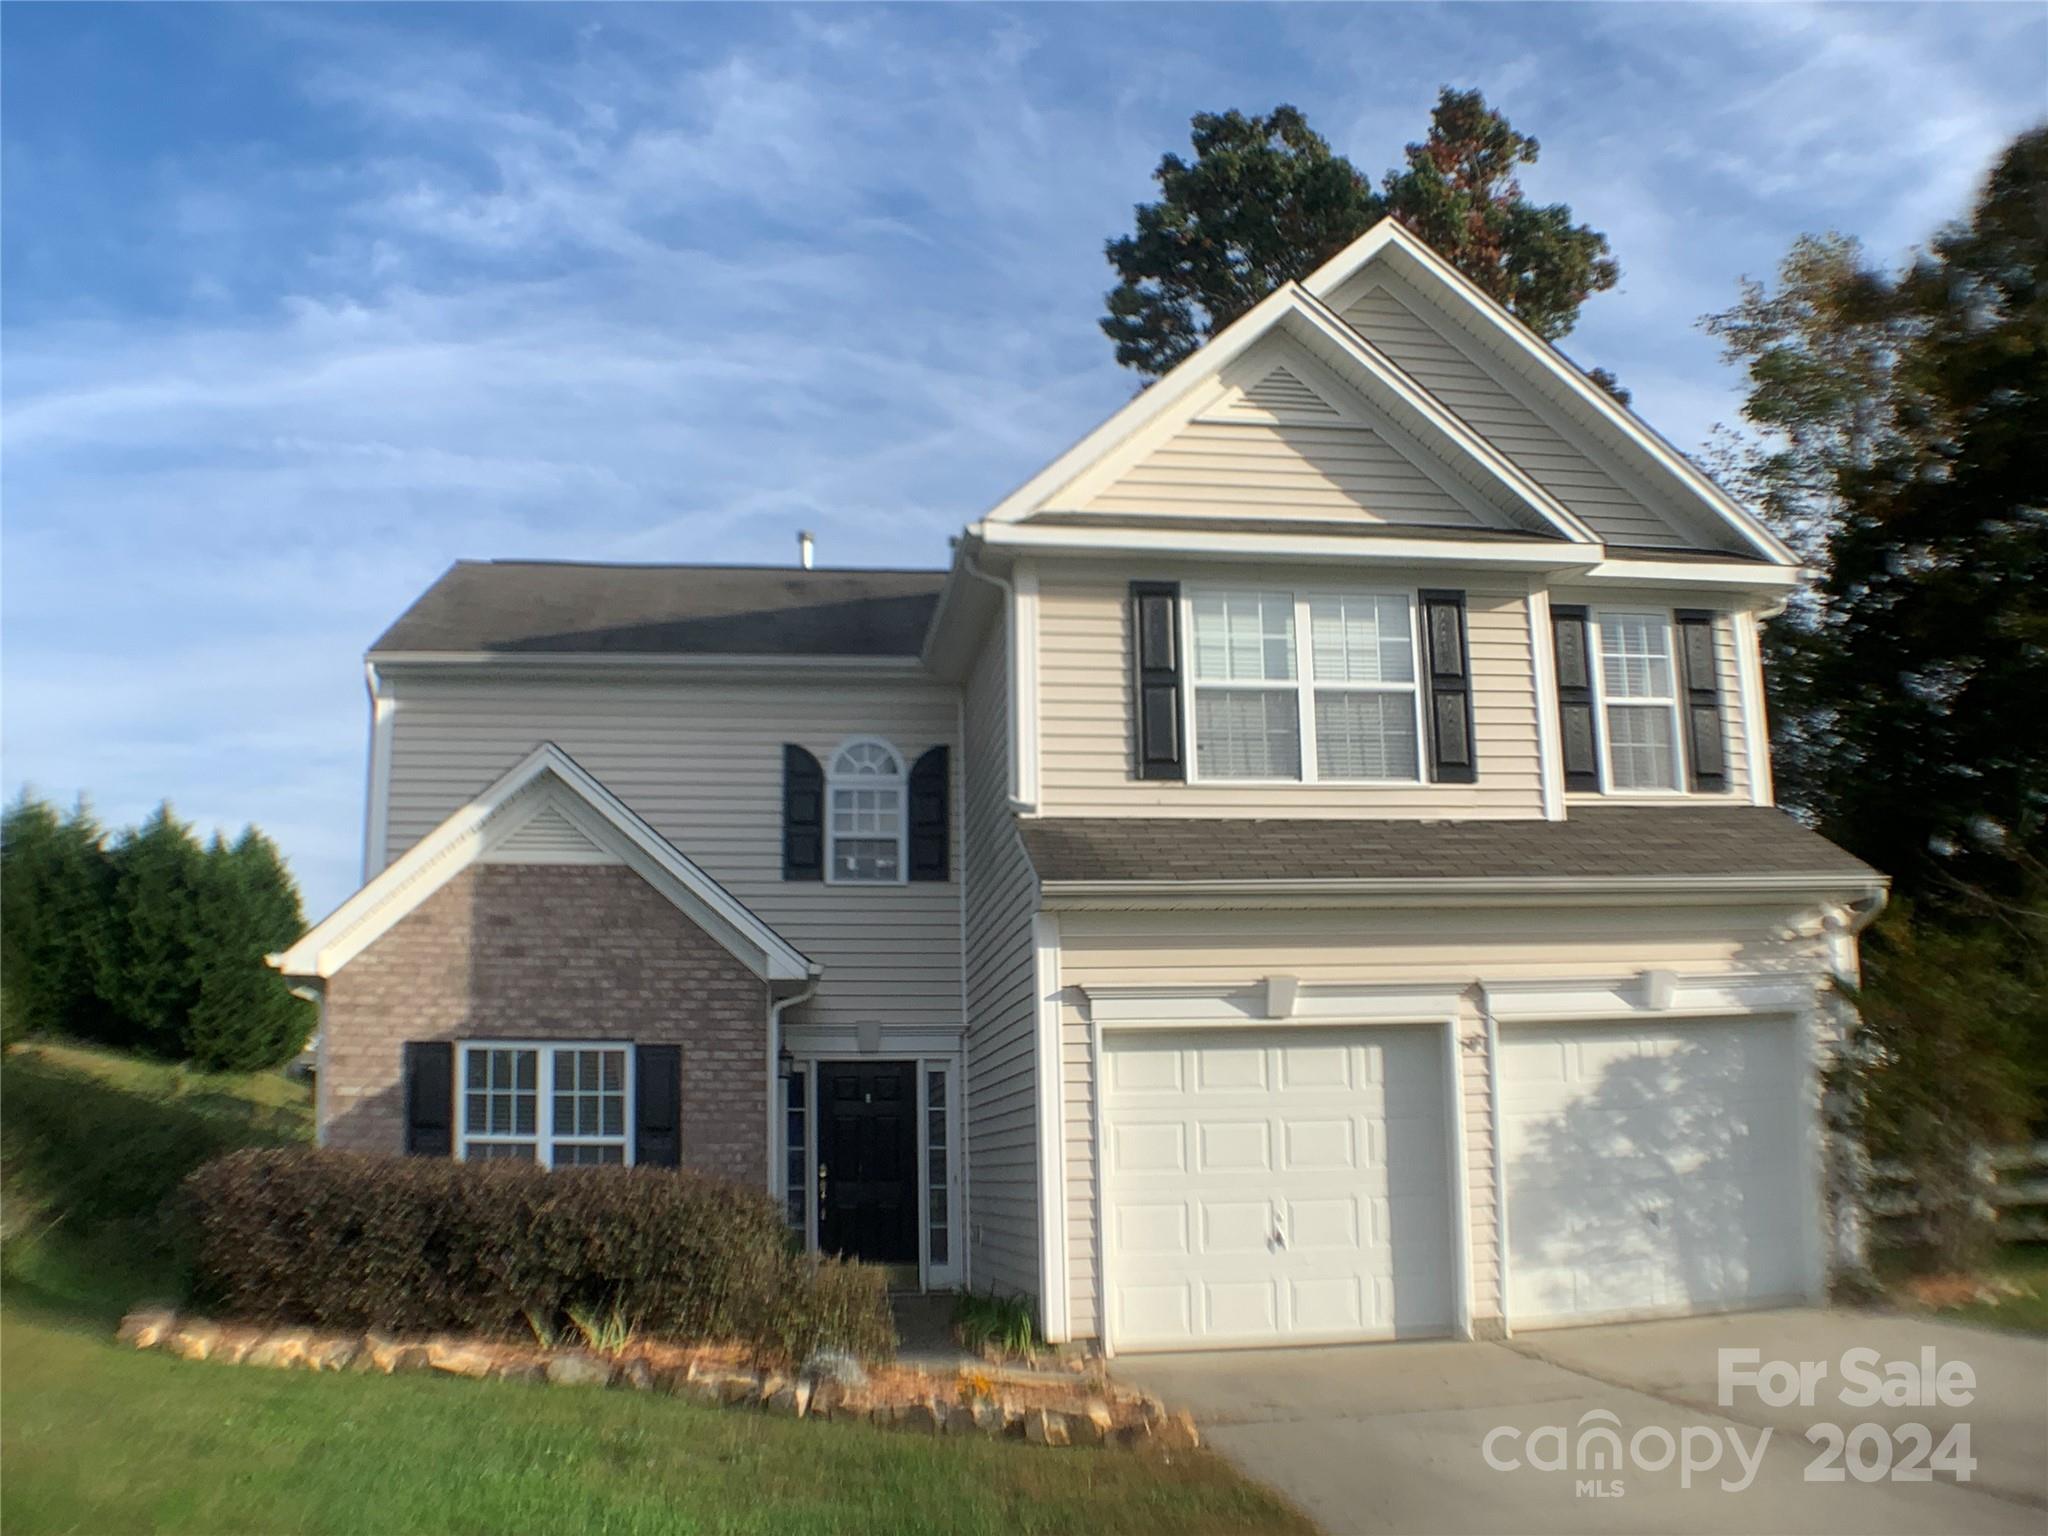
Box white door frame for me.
[780,1036,965,1293]
[1083,980,1472,1357]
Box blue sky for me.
[5,3,2043,916]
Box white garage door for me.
[1501,1016,1810,1328]
[1102,1026,1456,1352]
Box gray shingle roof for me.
[1020,806,1880,885]
[371,561,947,657]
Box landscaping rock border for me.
[116,1308,1198,1453]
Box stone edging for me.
[116,1308,1200,1452]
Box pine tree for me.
[1,793,115,1045]
[183,829,313,1071]
[1101,90,1619,379]
[99,804,209,1056]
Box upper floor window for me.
[1188,589,1421,783]
[1594,611,1682,791]
[828,738,905,882]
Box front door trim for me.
[781,1045,964,1291]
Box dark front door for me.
[818,1061,918,1265]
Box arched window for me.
[827,738,906,883]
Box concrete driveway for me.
[1114,1310,2048,1535]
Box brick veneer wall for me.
[321,863,770,1185]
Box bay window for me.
[458,1042,632,1167]
[1188,588,1423,783]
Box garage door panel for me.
[1111,1121,1187,1174]
[1115,1201,1188,1255]
[1200,1199,1273,1253]
[1196,1119,1272,1172]
[1281,1117,1357,1170]
[1196,1046,1268,1091]
[1279,1041,1354,1090]
[1503,1016,1808,1327]
[1289,1275,1365,1332]
[1105,1026,1455,1351]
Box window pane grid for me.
[1595,612,1683,791]
[1314,691,1420,780]
[459,1044,629,1169]
[828,740,905,883]
[1189,590,1421,784]
[784,1069,808,1236]
[924,1067,948,1268]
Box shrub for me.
[952,1288,1039,1358]
[176,1147,896,1365]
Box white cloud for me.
[5,3,2039,911]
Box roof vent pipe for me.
[797,530,815,570]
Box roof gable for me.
[984,285,1597,547]
[1302,222,1795,564]
[273,744,813,983]
[976,219,1793,569]
[1065,331,1534,535]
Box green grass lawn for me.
[1875,1242,2048,1335]
[1,1302,1308,1536]
[0,1041,1309,1535]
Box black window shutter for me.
[1129,581,1185,780]
[1550,604,1602,792]
[1418,590,1477,784]
[635,1044,682,1168]
[1675,609,1729,793]
[402,1041,453,1157]
[782,745,824,880]
[907,746,950,881]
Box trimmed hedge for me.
[176,1148,894,1365]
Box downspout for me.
[958,547,1024,810]
[361,661,396,881]
[766,975,821,1221]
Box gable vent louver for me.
[1236,366,1338,417]
[483,801,619,864]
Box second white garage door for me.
[1102,1026,1456,1352]
[1501,1015,1812,1329]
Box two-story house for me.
[275,220,1886,1354]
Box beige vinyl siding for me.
[1081,417,1488,529]
[1056,902,1833,1336]
[960,625,1042,1300]
[1340,278,1700,551]
[1036,562,1546,818]
[381,672,960,1031]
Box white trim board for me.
[1033,913,1070,1341]
[1478,970,1822,1025]
[1082,979,1465,1030]
[273,742,815,984]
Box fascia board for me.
[368,651,928,676]
[1038,873,1888,909]
[979,282,1310,526]
[973,518,1599,571]
[273,743,814,984]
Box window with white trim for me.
[458,1042,631,1167]
[1594,611,1683,791]
[827,739,905,883]
[1188,589,1422,782]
